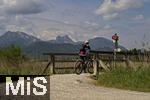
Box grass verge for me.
[0,66,50,75]
[97,67,150,92]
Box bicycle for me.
[74,57,94,75]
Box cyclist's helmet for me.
[84,40,89,44]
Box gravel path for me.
[50,74,150,100]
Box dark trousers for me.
[80,56,86,62]
[80,56,87,72]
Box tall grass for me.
[0,62,50,75]
[97,66,150,92]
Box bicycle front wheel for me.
[74,61,83,75]
[87,61,94,74]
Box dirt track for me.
[50,74,150,100]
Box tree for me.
[0,45,24,67]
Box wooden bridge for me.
[42,50,150,75]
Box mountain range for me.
[0,31,127,57]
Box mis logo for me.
[0,76,50,100]
[6,77,47,96]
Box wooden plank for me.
[43,51,148,56]
[55,67,74,69]
[43,53,78,56]
[55,60,77,62]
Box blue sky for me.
[0,0,150,49]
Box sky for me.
[0,0,150,49]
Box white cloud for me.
[96,0,146,20]
[133,14,144,21]
[104,25,111,29]
[0,16,5,20]
[84,21,98,26]
[0,0,49,15]
[103,13,119,20]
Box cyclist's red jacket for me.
[79,48,86,56]
[79,44,91,56]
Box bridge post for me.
[51,55,55,74]
[93,53,99,79]
[113,50,116,69]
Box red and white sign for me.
[112,35,119,41]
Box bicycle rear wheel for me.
[74,61,83,75]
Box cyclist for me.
[79,40,91,62]
[74,40,93,74]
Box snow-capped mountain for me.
[0,31,41,48]
[49,35,74,44]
